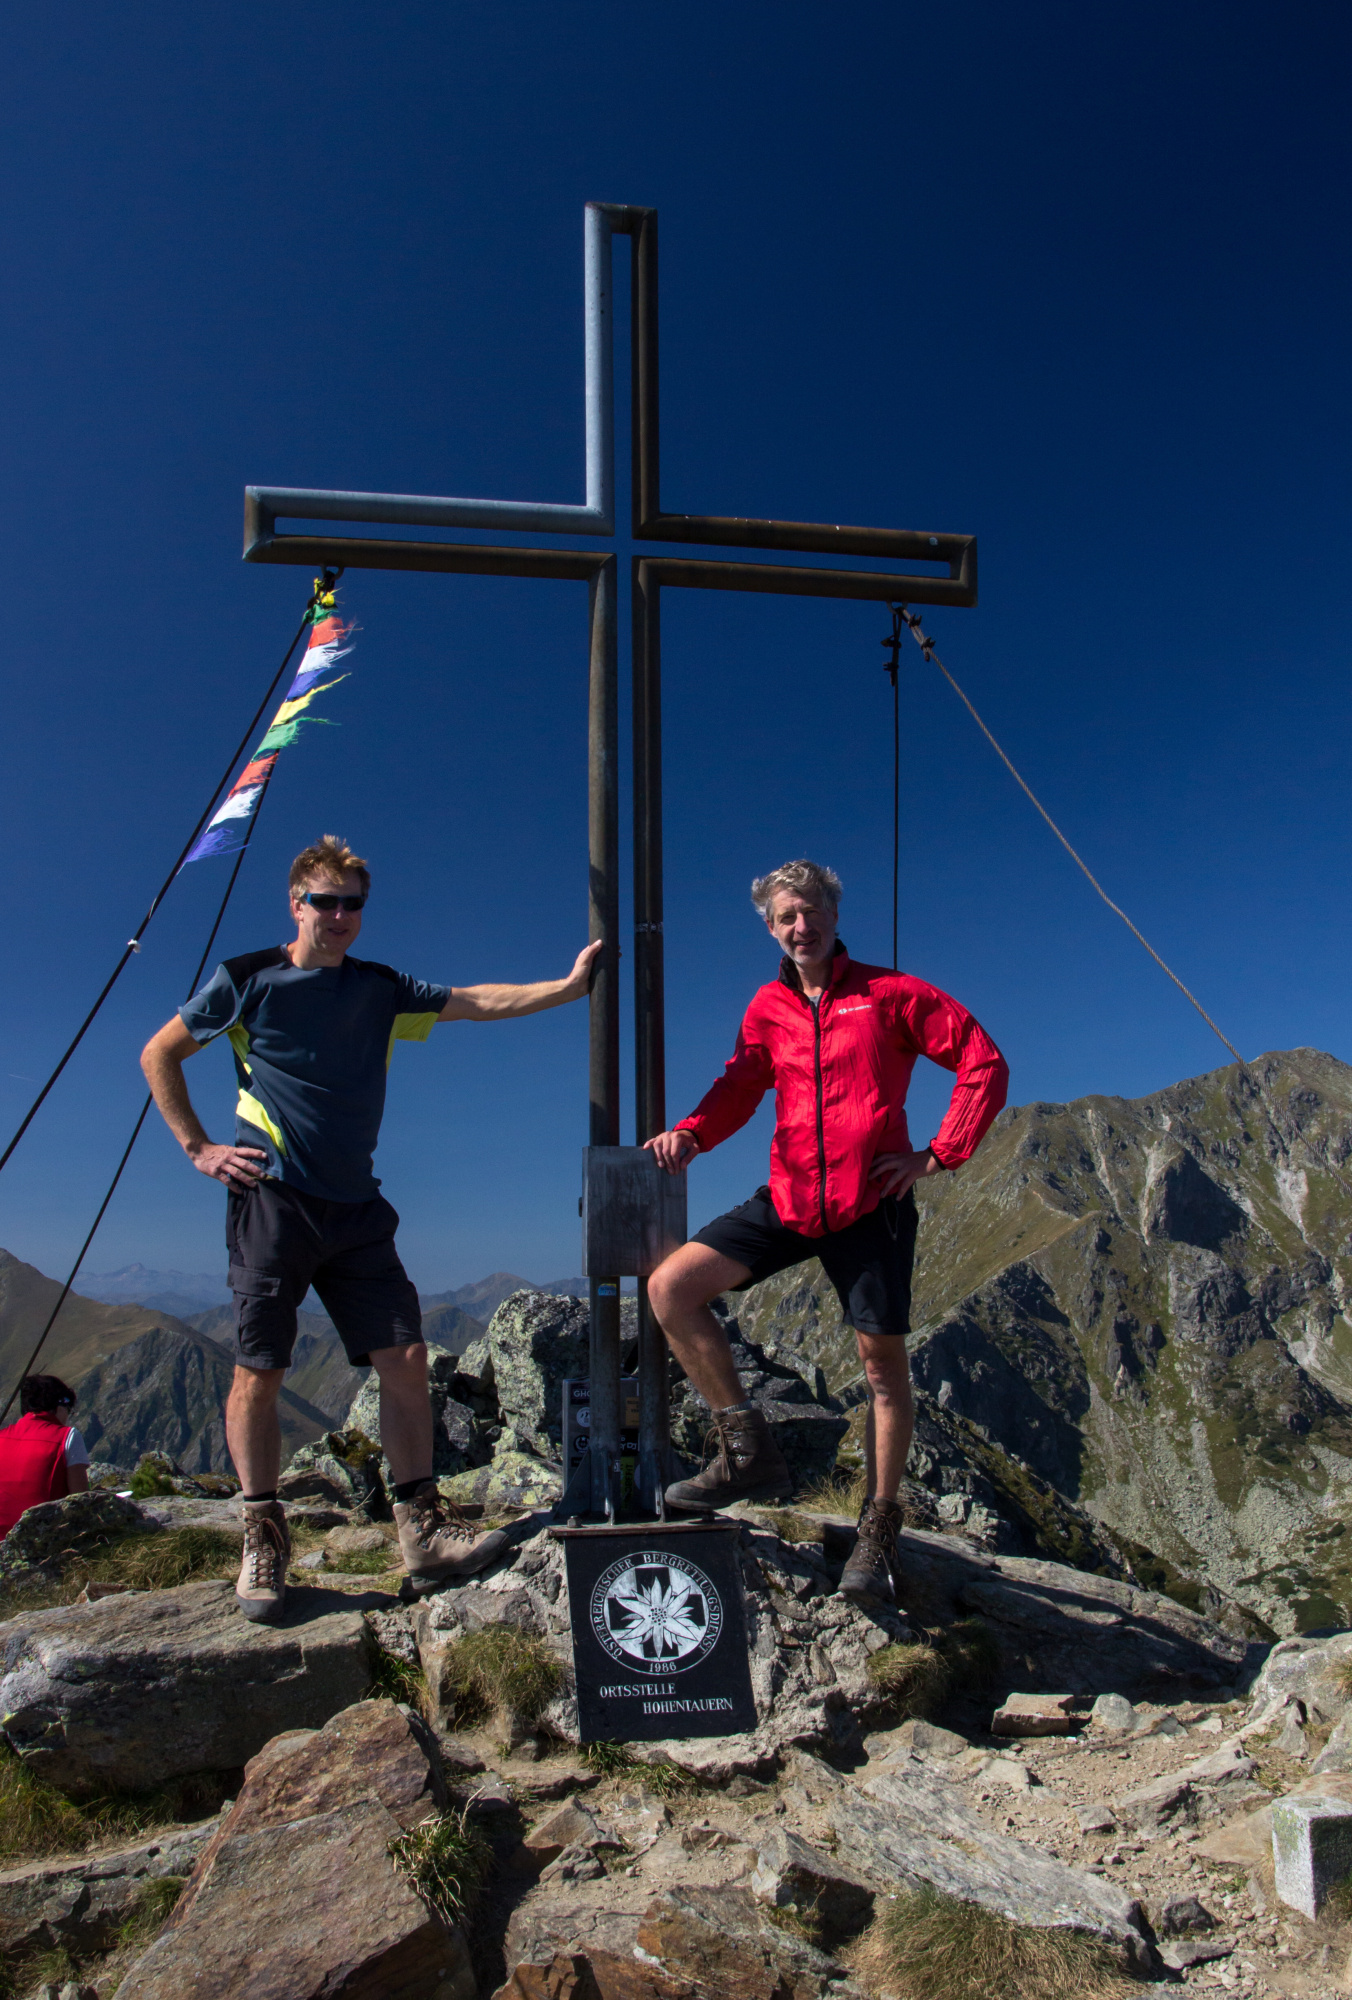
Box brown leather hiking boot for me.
[839,1495,904,1609]
[664,1403,793,1513]
[236,1500,290,1623]
[393,1481,510,1593]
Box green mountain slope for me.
[0,1250,327,1471]
[736,1049,1352,1635]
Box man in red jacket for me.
[645,859,1008,1609]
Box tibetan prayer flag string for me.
[182,588,355,866]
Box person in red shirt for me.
[645,860,1008,1610]
[0,1375,91,1540]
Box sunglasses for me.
[300,892,367,912]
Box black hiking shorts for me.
[691,1185,919,1339]
[226,1179,424,1371]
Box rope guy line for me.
[0,783,272,1426]
[0,571,340,1181]
[892,605,1352,1208]
[892,606,1245,1066]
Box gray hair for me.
[751,859,842,920]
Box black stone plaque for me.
[558,1523,757,1743]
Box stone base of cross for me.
[244,203,976,1522]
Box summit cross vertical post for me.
[243,202,977,1521]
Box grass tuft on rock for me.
[867,1618,1000,1720]
[440,1623,562,1728]
[0,1524,243,1620]
[760,1509,823,1546]
[867,1642,951,1717]
[579,1741,700,1797]
[325,1547,402,1576]
[80,1526,241,1593]
[389,1806,492,1928]
[1322,1874,1352,1923]
[0,1940,81,2000]
[938,1617,1002,1689]
[115,1874,186,1948]
[847,1887,1132,2000]
[370,1645,430,1715]
[1332,1656,1352,1702]
[0,1744,234,1863]
[797,1467,868,1517]
[0,1745,91,1860]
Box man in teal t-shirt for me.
[142,835,599,1621]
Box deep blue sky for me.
[1,3,1347,1290]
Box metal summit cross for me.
[243,200,977,1523]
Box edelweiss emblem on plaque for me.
[590,1551,722,1673]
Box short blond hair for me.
[751,859,842,920]
[289,836,370,898]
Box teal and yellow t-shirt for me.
[179,948,452,1202]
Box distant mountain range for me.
[81,1265,592,1323]
[78,1263,233,1319]
[419,1272,591,1317]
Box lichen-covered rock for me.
[0,1489,152,1585]
[283,1427,386,1515]
[1244,1628,1352,1733]
[0,1580,376,1794]
[462,1291,589,1460]
[439,1450,561,1510]
[86,1460,133,1490]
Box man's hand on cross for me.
[645,1129,700,1175]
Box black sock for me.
[243,1489,278,1505]
[394,1477,432,1503]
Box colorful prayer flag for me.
[182,590,354,866]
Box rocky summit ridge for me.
[736,1048,1352,1636]
[7,1476,1352,1996]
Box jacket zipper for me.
[811,996,829,1233]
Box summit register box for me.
[582,1145,686,1277]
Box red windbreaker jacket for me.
[674,947,1008,1237]
[0,1410,72,1539]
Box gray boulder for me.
[1245,1629,1352,1732]
[0,1490,152,1586]
[1090,1692,1139,1733]
[0,1580,376,1794]
[785,1747,1158,1974]
[751,1827,876,1942]
[343,1349,498,1485]
[669,1319,849,1487]
[282,1428,387,1515]
[896,1524,1255,1697]
[0,1818,221,1959]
